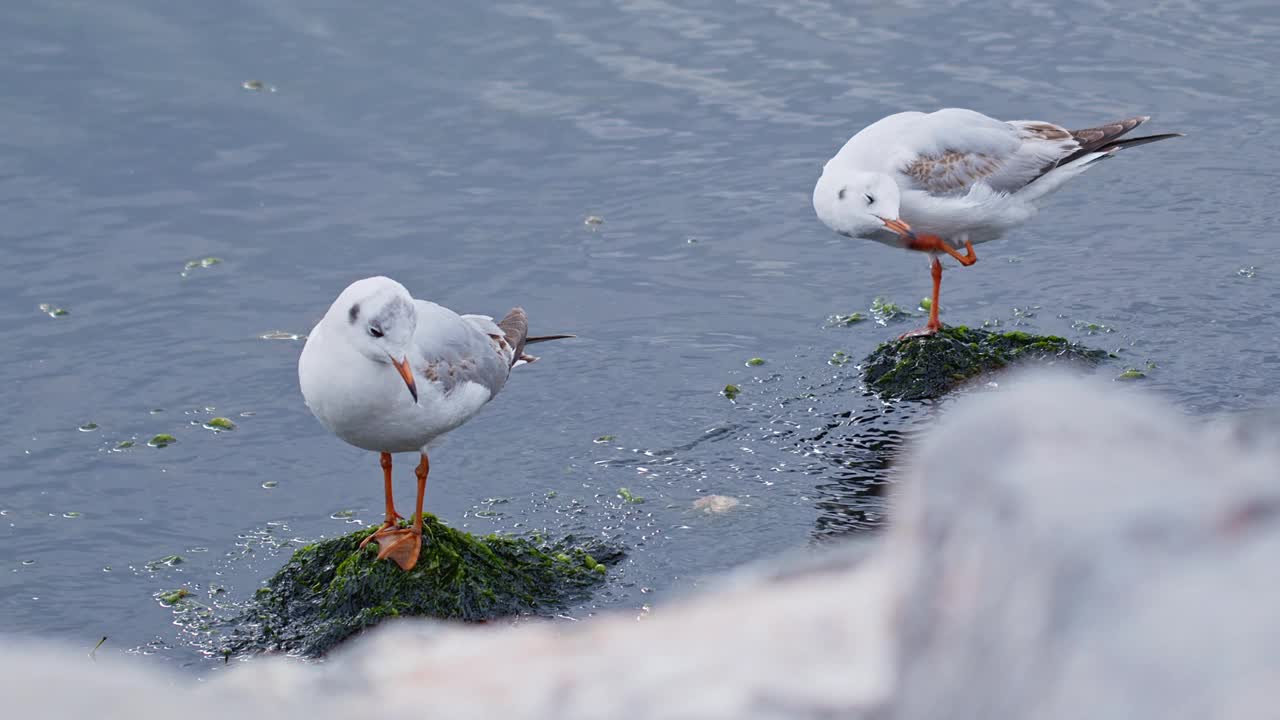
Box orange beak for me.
[390,356,418,403]
[880,217,917,240]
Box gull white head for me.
[812,167,915,243]
[323,276,419,402]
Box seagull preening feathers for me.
[813,108,1182,336]
[298,277,571,570]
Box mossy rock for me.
[863,326,1107,401]
[224,514,621,658]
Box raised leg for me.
[900,257,946,338]
[358,452,404,550]
[906,234,978,267]
[368,452,428,571]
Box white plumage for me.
[296,276,568,570]
[812,108,1181,334]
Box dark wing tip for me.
[526,333,576,343]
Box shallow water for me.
[1,0,1277,670]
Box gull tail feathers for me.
[1062,116,1182,165]
[497,308,573,368]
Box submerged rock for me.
[226,514,621,657]
[862,326,1106,401]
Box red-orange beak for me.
[880,217,917,240]
[390,356,418,403]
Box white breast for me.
[298,324,494,454]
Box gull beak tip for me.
[391,356,418,403]
[881,217,917,241]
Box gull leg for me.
[358,452,405,550]
[906,234,978,267]
[900,257,945,338]
[372,452,427,571]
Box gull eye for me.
[837,187,847,200]
[864,194,875,205]
[368,325,384,339]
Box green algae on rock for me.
[863,326,1107,401]
[225,514,622,658]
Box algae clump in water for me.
[225,513,621,658]
[863,326,1107,401]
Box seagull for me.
[812,108,1182,336]
[298,276,571,570]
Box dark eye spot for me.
[368,322,384,339]
[837,187,847,200]
[864,194,875,204]
[348,303,360,324]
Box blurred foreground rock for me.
[4,374,1278,719]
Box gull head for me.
[325,276,419,402]
[812,167,914,243]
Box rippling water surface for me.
[2,0,1277,669]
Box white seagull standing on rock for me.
[812,108,1181,336]
[298,276,571,571]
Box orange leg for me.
[364,452,427,571]
[899,235,977,338]
[905,234,978,267]
[900,258,945,338]
[358,453,404,549]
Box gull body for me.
[300,278,511,453]
[812,108,1182,334]
[298,276,570,569]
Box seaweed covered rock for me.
[226,514,621,657]
[862,326,1106,401]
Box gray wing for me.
[898,112,1168,198]
[411,301,514,399]
[894,110,1081,197]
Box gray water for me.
[2,0,1277,670]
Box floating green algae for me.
[722,384,741,400]
[617,488,644,504]
[146,555,184,570]
[38,303,69,318]
[181,257,222,277]
[1117,368,1147,381]
[159,588,192,605]
[870,296,912,324]
[204,417,235,431]
[863,326,1108,401]
[745,357,766,367]
[224,514,622,658]
[826,311,866,327]
[148,434,177,448]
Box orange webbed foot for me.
[898,322,943,340]
[357,512,407,551]
[368,527,423,571]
